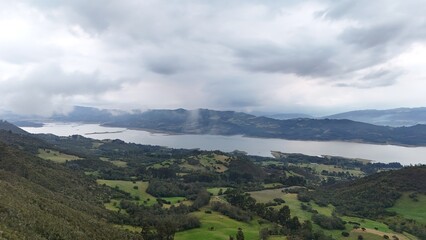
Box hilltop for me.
[0,120,29,135]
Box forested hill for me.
[96,108,426,146]
[310,166,426,218]
[0,120,29,135]
[0,131,140,239]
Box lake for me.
[22,122,426,165]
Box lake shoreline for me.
[101,123,423,148]
[22,122,426,165]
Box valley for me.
[1,122,424,239]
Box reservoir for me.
[23,122,426,165]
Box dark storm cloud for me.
[340,23,407,49]
[335,69,402,89]
[236,44,338,77]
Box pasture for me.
[388,192,426,224]
[175,210,266,240]
[38,149,81,163]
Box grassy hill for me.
[310,166,426,239]
[312,166,426,217]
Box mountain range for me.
[4,106,426,146]
[48,106,426,146]
[323,107,426,127]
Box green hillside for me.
[0,140,140,239]
[0,122,424,239]
[310,166,426,239]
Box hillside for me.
[0,132,140,239]
[0,120,29,135]
[324,107,426,127]
[309,166,426,238]
[312,166,426,216]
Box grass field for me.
[247,189,409,240]
[198,154,229,172]
[350,228,412,240]
[294,163,364,177]
[175,210,267,240]
[97,180,187,209]
[99,157,128,167]
[207,187,227,196]
[249,189,335,222]
[263,183,284,189]
[388,193,426,224]
[97,180,156,206]
[38,149,81,163]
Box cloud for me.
[0,64,124,115]
[0,0,426,115]
[235,44,338,77]
[335,69,402,89]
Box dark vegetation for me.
[0,121,424,239]
[0,136,140,239]
[308,166,426,238]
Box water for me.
[22,122,426,165]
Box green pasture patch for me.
[263,183,284,189]
[388,192,426,224]
[294,163,364,177]
[97,180,156,206]
[38,149,81,163]
[175,210,267,240]
[207,187,228,196]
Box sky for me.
[0,0,426,116]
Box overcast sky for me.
[1,0,426,116]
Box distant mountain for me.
[324,107,426,127]
[266,113,313,120]
[44,107,426,146]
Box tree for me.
[218,188,223,195]
[156,218,177,240]
[277,205,291,226]
[236,228,245,240]
[259,228,269,240]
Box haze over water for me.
[23,122,426,165]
